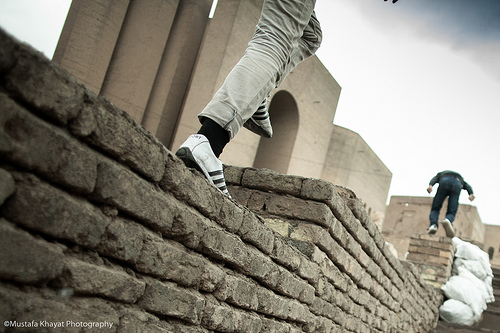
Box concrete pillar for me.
[52,0,130,94]
[99,0,181,123]
[142,0,213,149]
[171,0,262,151]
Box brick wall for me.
[406,235,455,289]
[0,28,443,333]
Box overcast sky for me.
[314,0,500,226]
[1,0,499,226]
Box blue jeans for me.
[198,0,322,139]
[429,176,463,226]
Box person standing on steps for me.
[175,0,399,198]
[426,170,475,237]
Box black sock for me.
[197,118,230,158]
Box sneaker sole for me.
[176,147,211,182]
[427,228,437,235]
[442,220,455,238]
[176,147,231,197]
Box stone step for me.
[433,268,499,332]
[433,321,498,333]
[478,308,500,331]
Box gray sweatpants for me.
[198,0,322,139]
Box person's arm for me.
[427,172,441,192]
[464,182,475,201]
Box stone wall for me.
[1,28,443,332]
[405,235,455,289]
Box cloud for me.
[351,0,500,83]
[0,0,71,58]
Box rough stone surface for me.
[0,219,64,284]
[0,168,15,205]
[0,28,448,333]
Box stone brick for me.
[217,197,244,233]
[406,252,451,266]
[0,219,64,284]
[408,245,442,257]
[256,288,290,319]
[0,285,121,329]
[260,318,292,333]
[93,157,173,232]
[2,37,85,126]
[199,226,251,269]
[0,167,15,205]
[138,279,205,325]
[297,255,321,286]
[310,246,349,293]
[265,194,334,228]
[347,197,372,229]
[2,172,109,249]
[202,297,262,333]
[270,265,313,303]
[238,210,274,255]
[62,257,145,303]
[317,229,351,273]
[168,203,211,249]
[271,236,302,271]
[300,178,336,202]
[287,299,314,324]
[247,189,269,212]
[136,234,224,292]
[160,153,223,218]
[223,165,244,185]
[227,184,253,206]
[71,92,167,183]
[214,274,259,311]
[97,217,145,264]
[338,213,360,243]
[410,234,454,250]
[241,167,303,196]
[263,217,291,237]
[117,314,176,333]
[0,29,19,73]
[308,296,338,320]
[0,94,97,194]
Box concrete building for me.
[484,224,500,269]
[382,195,486,260]
[52,0,392,222]
[322,125,392,222]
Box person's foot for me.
[175,134,231,198]
[243,96,273,138]
[427,224,438,235]
[441,218,455,238]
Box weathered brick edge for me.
[226,167,444,332]
[0,28,443,333]
[406,235,455,289]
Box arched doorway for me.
[253,90,299,174]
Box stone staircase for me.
[432,267,500,332]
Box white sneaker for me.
[243,95,273,138]
[441,218,455,238]
[175,134,231,198]
[427,224,438,235]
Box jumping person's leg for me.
[198,0,319,140]
[243,10,322,138]
[177,0,320,197]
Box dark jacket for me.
[429,170,473,195]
